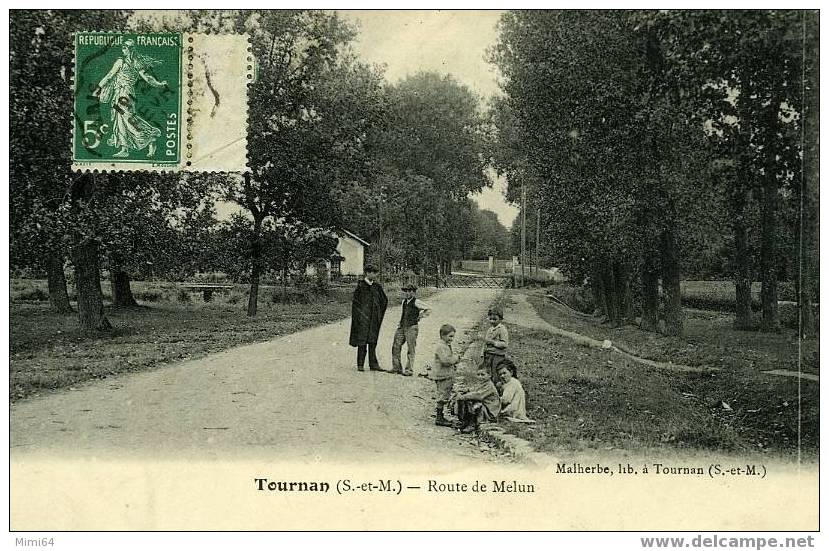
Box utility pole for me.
[536,207,541,277]
[378,186,386,282]
[521,183,526,287]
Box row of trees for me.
[11,10,511,329]
[489,10,818,335]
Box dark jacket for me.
[349,279,388,346]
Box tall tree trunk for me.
[247,217,263,317]
[601,261,619,326]
[732,185,753,329]
[281,262,289,302]
[733,68,756,330]
[799,11,820,337]
[641,245,659,332]
[110,255,138,307]
[759,176,780,332]
[46,253,73,314]
[619,265,635,322]
[590,265,606,318]
[72,239,111,331]
[612,261,632,322]
[660,225,682,336]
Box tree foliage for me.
[489,10,813,334]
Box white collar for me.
[364,278,373,285]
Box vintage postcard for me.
[7,7,821,540]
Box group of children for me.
[430,305,531,434]
[349,269,530,434]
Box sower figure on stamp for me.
[94,39,167,158]
[391,283,431,376]
[349,265,388,372]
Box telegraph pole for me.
[536,207,541,277]
[521,183,526,286]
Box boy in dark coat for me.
[349,265,388,371]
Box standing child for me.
[391,284,431,376]
[431,324,460,427]
[454,367,501,433]
[481,305,509,385]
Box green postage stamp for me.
[72,32,252,172]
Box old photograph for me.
[7,7,820,535]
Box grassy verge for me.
[529,289,818,375]
[10,294,351,403]
[504,322,819,458]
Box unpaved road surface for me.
[11,288,505,464]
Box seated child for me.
[497,359,534,423]
[432,324,460,427]
[453,367,501,433]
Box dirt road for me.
[11,288,503,464]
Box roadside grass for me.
[504,323,819,458]
[532,289,818,375]
[10,289,351,402]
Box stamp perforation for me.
[71,31,250,173]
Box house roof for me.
[339,228,370,247]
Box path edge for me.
[455,291,559,468]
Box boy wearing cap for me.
[391,283,431,376]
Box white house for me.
[306,229,369,278]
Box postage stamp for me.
[72,32,250,172]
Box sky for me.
[340,10,519,229]
[179,9,519,229]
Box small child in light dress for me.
[497,359,534,423]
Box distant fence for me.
[513,266,568,283]
[331,273,513,289]
[456,259,568,283]
[458,259,513,275]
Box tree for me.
[642,10,808,332]
[379,72,489,274]
[10,10,131,329]
[799,11,819,336]
[11,11,225,327]
[490,12,649,327]
[490,11,723,333]
[189,11,385,316]
[468,206,512,259]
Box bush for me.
[269,289,312,304]
[779,302,820,330]
[177,289,191,303]
[225,290,245,305]
[545,283,595,314]
[17,288,49,302]
[312,273,330,296]
[133,290,163,302]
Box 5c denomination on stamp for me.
[72,32,251,173]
